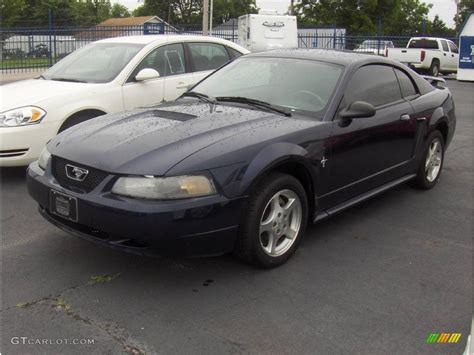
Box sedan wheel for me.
[235,173,308,268]
[259,189,302,257]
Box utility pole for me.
[209,0,213,36]
[290,0,294,15]
[203,0,209,36]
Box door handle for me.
[400,114,411,121]
[176,82,189,89]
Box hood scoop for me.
[152,109,197,122]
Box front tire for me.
[235,173,308,268]
[58,111,103,133]
[413,131,444,189]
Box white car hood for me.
[0,79,100,112]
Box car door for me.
[448,41,459,71]
[122,43,193,109]
[186,42,233,84]
[323,64,418,207]
[439,39,453,71]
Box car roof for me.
[97,35,238,45]
[246,48,388,66]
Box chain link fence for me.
[0,23,457,73]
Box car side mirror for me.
[339,101,376,119]
[135,68,160,82]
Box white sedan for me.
[0,35,249,166]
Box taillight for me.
[421,50,426,62]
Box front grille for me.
[0,148,28,158]
[52,156,108,193]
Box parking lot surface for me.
[1,80,472,354]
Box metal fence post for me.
[48,9,53,67]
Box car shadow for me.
[1,166,28,184]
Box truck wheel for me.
[429,61,440,77]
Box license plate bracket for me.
[50,190,78,222]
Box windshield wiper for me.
[36,74,46,80]
[216,96,292,117]
[50,77,88,83]
[181,91,216,105]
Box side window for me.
[394,68,418,99]
[441,40,449,52]
[188,43,230,72]
[343,65,402,108]
[227,47,243,59]
[448,41,459,54]
[130,43,185,81]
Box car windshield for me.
[190,57,344,114]
[42,42,145,83]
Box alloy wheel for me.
[259,189,302,257]
[425,138,442,182]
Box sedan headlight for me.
[112,175,216,200]
[0,106,46,127]
[38,147,51,170]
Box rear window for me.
[408,39,439,49]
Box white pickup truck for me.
[387,37,459,76]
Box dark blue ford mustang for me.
[27,49,456,267]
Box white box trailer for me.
[238,10,297,52]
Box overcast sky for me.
[113,0,458,28]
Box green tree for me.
[454,0,474,30]
[428,14,455,37]
[132,0,200,24]
[132,0,256,25]
[110,3,130,18]
[0,0,27,27]
[211,0,257,25]
[295,0,432,36]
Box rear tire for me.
[429,60,440,77]
[413,131,444,189]
[235,173,308,268]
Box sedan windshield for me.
[190,57,343,114]
[42,42,145,83]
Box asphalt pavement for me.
[1,80,472,355]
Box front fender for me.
[239,142,312,195]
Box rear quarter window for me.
[395,68,418,99]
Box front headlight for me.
[0,106,46,127]
[112,175,216,200]
[38,147,51,170]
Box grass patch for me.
[1,57,53,69]
[89,273,121,285]
[55,298,71,311]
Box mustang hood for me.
[49,101,284,175]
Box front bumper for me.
[27,162,244,257]
[0,121,58,167]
